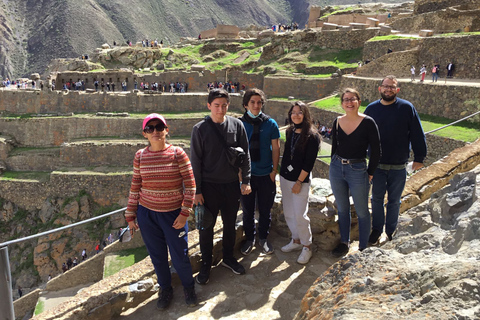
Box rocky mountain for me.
[0,0,405,80]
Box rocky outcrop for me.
[295,141,480,320]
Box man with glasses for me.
[365,75,427,244]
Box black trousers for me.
[200,181,241,266]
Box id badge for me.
[287,165,294,172]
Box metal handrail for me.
[0,207,126,248]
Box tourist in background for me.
[410,65,415,82]
[431,64,439,82]
[365,75,427,244]
[419,65,427,82]
[240,88,280,256]
[125,113,197,310]
[279,101,320,264]
[329,88,380,256]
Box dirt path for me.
[114,230,359,320]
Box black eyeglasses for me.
[144,124,166,133]
[342,98,358,103]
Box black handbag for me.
[205,116,246,168]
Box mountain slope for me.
[0,0,404,79]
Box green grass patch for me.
[312,96,480,142]
[240,41,256,48]
[368,35,420,42]
[0,171,50,182]
[320,7,355,19]
[104,246,150,277]
[419,114,480,142]
[34,299,45,315]
[433,31,480,37]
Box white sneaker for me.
[297,247,312,264]
[281,240,303,253]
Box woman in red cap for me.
[125,113,197,310]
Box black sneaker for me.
[184,286,198,307]
[241,240,254,256]
[332,243,349,257]
[195,264,210,285]
[156,286,173,310]
[221,258,245,275]
[368,229,382,244]
[259,239,274,254]
[387,233,393,241]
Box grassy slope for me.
[312,96,480,142]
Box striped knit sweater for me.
[125,145,196,222]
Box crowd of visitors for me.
[271,22,299,32]
[1,78,45,90]
[206,81,244,93]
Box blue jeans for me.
[241,175,276,241]
[136,205,194,290]
[329,156,371,249]
[371,167,407,235]
[432,73,438,82]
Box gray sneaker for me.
[259,239,274,254]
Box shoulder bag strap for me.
[205,116,229,150]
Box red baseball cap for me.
[142,113,167,130]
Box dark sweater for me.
[280,130,320,183]
[331,116,381,176]
[365,98,427,165]
[190,116,251,194]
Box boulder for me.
[101,43,111,49]
[191,64,205,72]
[419,29,434,37]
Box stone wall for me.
[358,34,480,80]
[0,172,131,211]
[216,24,240,39]
[425,134,466,165]
[327,14,387,25]
[45,233,145,292]
[418,34,480,80]
[413,0,480,14]
[393,5,480,33]
[362,38,422,61]
[357,49,419,78]
[0,90,226,114]
[0,117,202,147]
[308,6,322,28]
[262,29,380,58]
[53,69,263,93]
[263,77,341,101]
[5,142,192,171]
[13,288,41,320]
[200,28,217,39]
[340,76,480,121]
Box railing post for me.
[0,246,15,320]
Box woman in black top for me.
[330,88,381,256]
[280,101,321,264]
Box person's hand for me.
[369,175,373,183]
[269,171,277,182]
[128,220,139,237]
[195,194,204,205]
[173,214,188,229]
[292,182,302,194]
[412,162,424,171]
[241,184,251,195]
